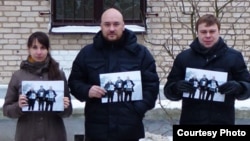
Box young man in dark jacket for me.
[164,14,250,125]
[123,76,135,102]
[68,8,159,141]
[104,80,115,103]
[37,85,46,111]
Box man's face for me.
[197,23,220,48]
[101,9,125,42]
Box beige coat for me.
[3,69,72,141]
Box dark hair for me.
[27,31,62,80]
[195,14,221,32]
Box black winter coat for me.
[68,29,159,140]
[164,37,250,125]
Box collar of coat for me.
[190,37,228,58]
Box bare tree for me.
[144,0,250,125]
[145,0,250,83]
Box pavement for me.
[0,112,174,141]
[1,85,250,141]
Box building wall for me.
[0,0,250,85]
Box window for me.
[50,0,146,33]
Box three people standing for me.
[3,7,250,141]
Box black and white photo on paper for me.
[100,70,143,103]
[21,80,64,112]
[184,68,228,102]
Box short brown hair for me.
[195,14,220,31]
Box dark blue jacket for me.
[68,29,159,140]
[164,37,250,125]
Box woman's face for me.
[28,39,48,62]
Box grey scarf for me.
[20,56,50,75]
